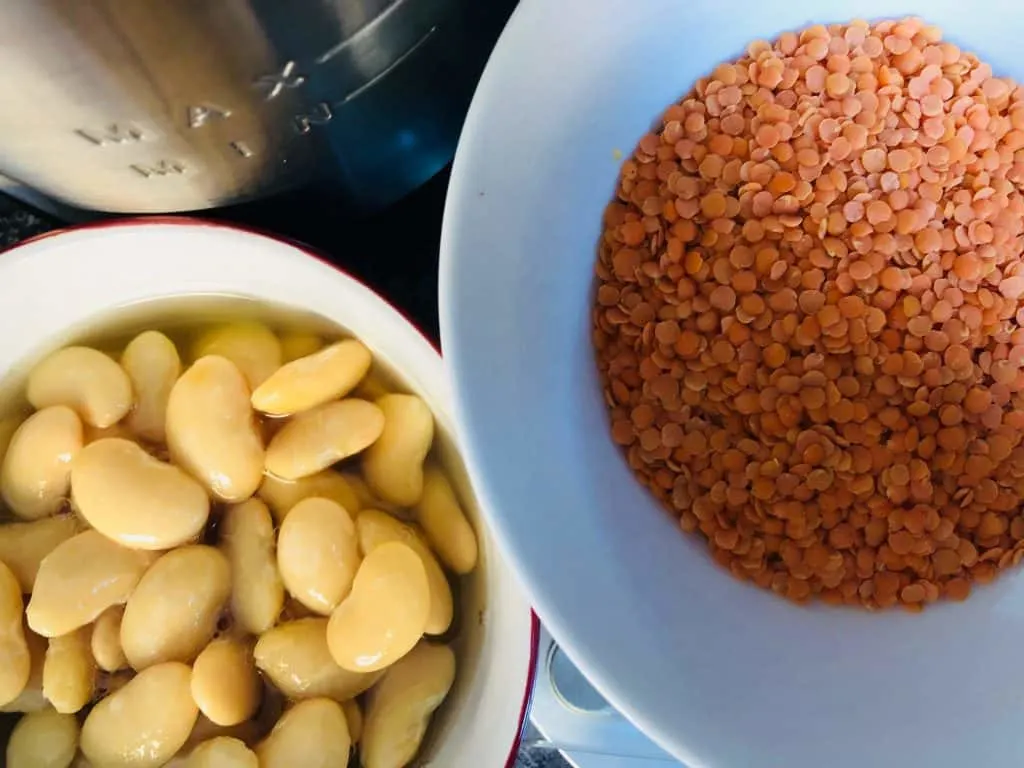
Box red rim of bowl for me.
[0,214,542,767]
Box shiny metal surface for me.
[0,0,514,214]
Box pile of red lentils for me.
[593,18,1024,610]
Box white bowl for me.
[440,2,1024,767]
[0,219,536,767]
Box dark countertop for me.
[0,184,568,768]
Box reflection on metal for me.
[75,124,146,146]
[253,60,306,101]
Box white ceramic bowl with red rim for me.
[0,218,536,767]
[440,1,1024,767]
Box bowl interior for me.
[0,221,532,766]
[440,1,1024,766]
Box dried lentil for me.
[593,18,1024,611]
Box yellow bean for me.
[356,509,453,635]
[43,627,95,714]
[220,499,284,635]
[277,497,360,615]
[253,617,382,702]
[265,399,384,480]
[6,709,79,768]
[258,469,360,525]
[80,662,198,768]
[360,642,456,768]
[26,347,132,429]
[1,406,82,520]
[326,542,429,673]
[71,438,210,550]
[362,394,434,506]
[256,698,350,768]
[414,466,479,575]
[280,332,324,363]
[191,321,282,390]
[0,515,79,593]
[90,606,126,673]
[166,356,265,503]
[1,628,47,713]
[120,546,231,669]
[0,560,30,706]
[121,330,181,444]
[186,737,258,768]
[190,638,260,727]
[252,339,372,416]
[343,699,364,744]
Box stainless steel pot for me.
[0,0,515,214]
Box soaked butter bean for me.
[186,737,258,768]
[26,347,132,429]
[280,332,324,363]
[258,469,361,526]
[277,497,360,615]
[343,699,363,744]
[326,541,430,673]
[166,356,265,502]
[71,438,210,550]
[0,560,31,706]
[121,331,181,444]
[220,499,284,636]
[43,627,95,714]
[252,339,372,416]
[0,515,79,593]
[356,509,453,635]
[90,607,126,673]
[80,662,198,768]
[27,531,153,638]
[256,698,351,768]
[415,466,479,575]
[265,399,384,480]
[181,714,266,759]
[1,406,82,520]
[2,628,47,713]
[190,638,260,726]
[6,709,79,768]
[253,618,382,702]
[361,642,456,768]
[120,546,231,670]
[191,321,282,390]
[362,394,434,506]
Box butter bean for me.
[356,509,453,635]
[361,642,456,768]
[187,737,258,768]
[280,332,323,363]
[265,399,384,480]
[120,546,230,670]
[121,331,181,444]
[2,627,47,713]
[181,714,266,758]
[277,497,360,615]
[43,627,95,714]
[90,607,126,673]
[71,438,209,550]
[1,406,83,520]
[220,499,284,635]
[362,394,434,506]
[415,466,479,575]
[0,560,31,706]
[190,638,260,726]
[258,469,360,526]
[256,698,350,768]
[27,347,132,429]
[252,339,372,416]
[253,618,382,702]
[343,699,363,744]
[0,515,79,593]
[27,531,153,637]
[191,322,282,390]
[81,662,198,768]
[344,471,405,516]
[6,709,79,768]
[166,356,265,502]
[326,542,429,673]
